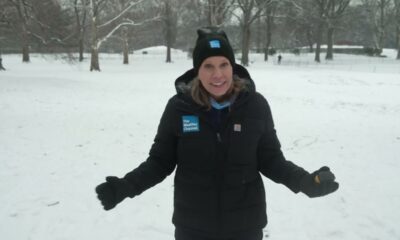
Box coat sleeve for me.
[123,98,178,197]
[256,95,309,193]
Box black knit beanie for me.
[192,27,236,74]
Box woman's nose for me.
[212,67,223,78]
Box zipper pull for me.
[216,132,222,142]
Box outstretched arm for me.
[96,99,178,210]
[257,96,338,197]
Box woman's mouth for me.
[210,81,225,87]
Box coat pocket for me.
[222,168,265,210]
[224,166,260,187]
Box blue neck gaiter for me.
[210,98,231,110]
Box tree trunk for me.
[90,47,100,71]
[122,27,129,64]
[264,15,272,62]
[396,0,400,59]
[378,0,385,52]
[241,25,251,66]
[164,0,174,63]
[397,26,400,59]
[306,29,314,53]
[22,31,30,62]
[263,49,268,61]
[90,11,100,71]
[315,43,321,63]
[90,25,100,71]
[325,27,334,60]
[165,20,172,63]
[256,15,261,53]
[397,47,400,60]
[18,0,30,62]
[208,0,225,26]
[315,23,323,63]
[397,1,400,60]
[79,37,84,62]
[123,40,129,64]
[166,46,171,63]
[75,0,85,62]
[208,0,216,26]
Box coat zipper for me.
[216,132,222,143]
[215,131,223,236]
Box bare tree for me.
[233,0,271,66]
[395,0,400,59]
[115,0,143,65]
[362,0,393,53]
[88,0,151,71]
[121,26,129,64]
[325,0,350,60]
[1,0,75,62]
[313,0,331,62]
[74,0,89,62]
[286,0,318,53]
[161,0,178,63]
[263,0,278,61]
[7,0,31,62]
[207,0,232,26]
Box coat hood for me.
[174,64,256,95]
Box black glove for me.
[300,166,339,198]
[95,176,135,210]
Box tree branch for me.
[97,16,160,49]
[98,0,145,29]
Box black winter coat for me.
[124,64,309,238]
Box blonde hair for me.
[190,75,247,110]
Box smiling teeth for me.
[212,82,224,86]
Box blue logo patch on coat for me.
[209,40,221,48]
[182,115,200,133]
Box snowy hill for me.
[0,49,399,240]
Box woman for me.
[95,27,339,240]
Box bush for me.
[292,48,300,55]
[268,48,277,56]
[363,47,382,56]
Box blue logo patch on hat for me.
[182,115,200,133]
[209,40,221,48]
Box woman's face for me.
[198,56,233,101]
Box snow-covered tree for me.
[88,0,155,71]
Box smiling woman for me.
[95,26,339,240]
[198,56,233,100]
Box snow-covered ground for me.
[1,48,400,240]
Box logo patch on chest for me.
[182,115,200,133]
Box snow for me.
[1,48,400,240]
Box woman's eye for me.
[220,62,229,68]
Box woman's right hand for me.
[95,176,132,210]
